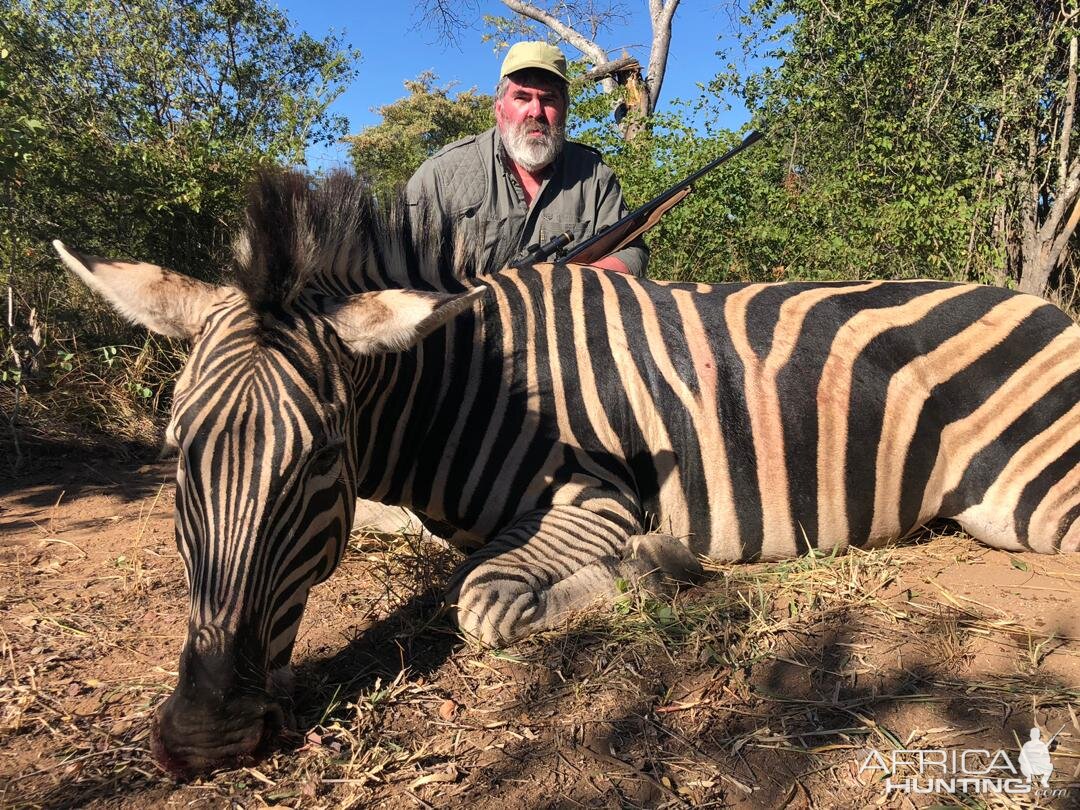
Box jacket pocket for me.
[478,216,515,271]
[543,219,592,258]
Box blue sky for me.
[277,2,755,170]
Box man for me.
[1019,727,1053,788]
[355,43,646,539]
[406,41,648,277]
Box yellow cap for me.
[500,41,568,83]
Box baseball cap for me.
[500,41,568,83]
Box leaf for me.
[1010,557,1029,572]
[438,698,457,721]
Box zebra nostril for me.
[260,702,286,746]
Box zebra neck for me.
[349,314,483,512]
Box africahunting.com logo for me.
[858,726,1071,798]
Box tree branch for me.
[646,0,679,111]
[582,56,640,81]
[1047,190,1080,269]
[1057,35,1077,200]
[1021,123,1040,252]
[1038,36,1080,248]
[500,0,607,64]
[417,0,481,46]
[1041,159,1080,260]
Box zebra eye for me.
[308,440,343,477]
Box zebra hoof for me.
[622,533,704,584]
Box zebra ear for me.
[53,240,228,340]
[320,286,486,355]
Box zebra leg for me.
[446,506,634,646]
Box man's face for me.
[495,71,567,172]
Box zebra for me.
[53,169,1080,776]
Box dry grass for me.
[1,328,185,473]
[2,474,1079,809]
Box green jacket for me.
[405,127,648,277]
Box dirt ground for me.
[1,457,1079,809]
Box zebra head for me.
[52,178,483,776]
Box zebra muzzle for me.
[150,693,285,779]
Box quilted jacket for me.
[405,127,648,277]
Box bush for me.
[0,0,357,463]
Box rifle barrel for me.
[562,129,763,265]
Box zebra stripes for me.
[168,302,355,675]
[52,169,1080,774]
[339,265,1080,641]
[360,270,1078,564]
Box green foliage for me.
[2,0,357,282]
[0,45,44,182]
[717,0,1080,288]
[0,0,358,456]
[558,0,1080,292]
[346,73,494,197]
[566,0,1012,283]
[571,75,777,282]
[480,13,544,51]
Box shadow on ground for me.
[0,456,171,507]
[4,485,1078,809]
[449,603,1079,808]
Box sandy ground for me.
[1,458,1079,809]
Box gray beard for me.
[500,118,565,172]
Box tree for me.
[346,73,494,196]
[1,0,358,289]
[418,0,681,138]
[727,0,1080,297]
[1005,4,1080,297]
[1,0,358,454]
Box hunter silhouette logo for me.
[858,724,1069,797]
[1020,726,1062,787]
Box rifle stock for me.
[568,186,691,265]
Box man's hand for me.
[581,255,631,274]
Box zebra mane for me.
[230,168,490,312]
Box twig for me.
[580,742,688,806]
[13,746,144,782]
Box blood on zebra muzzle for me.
[151,690,284,779]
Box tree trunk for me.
[1018,35,1080,298]
[1019,237,1053,296]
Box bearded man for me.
[405,41,649,277]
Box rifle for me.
[1046,723,1067,747]
[510,129,763,270]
